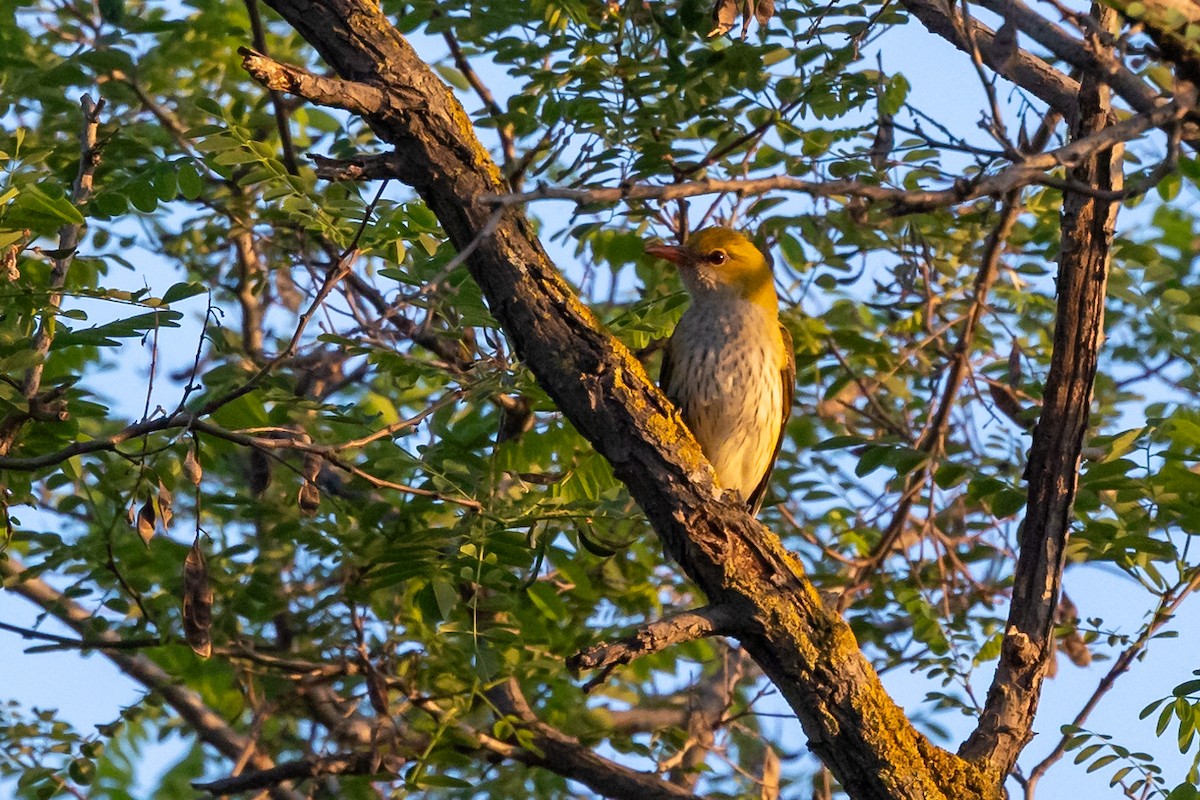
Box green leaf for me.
[4,185,84,230]
[52,311,182,348]
[431,579,457,620]
[177,161,204,200]
[194,97,223,116]
[161,282,208,304]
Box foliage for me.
[0,0,1199,797]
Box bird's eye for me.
[707,250,728,265]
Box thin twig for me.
[839,192,1023,610]
[243,0,301,175]
[1024,568,1200,796]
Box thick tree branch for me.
[239,47,389,117]
[900,0,1081,118]
[971,0,1167,117]
[194,752,393,795]
[254,1,998,797]
[312,151,404,181]
[959,6,1123,776]
[485,678,707,800]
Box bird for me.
[646,227,795,515]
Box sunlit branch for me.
[239,47,389,118]
[485,99,1188,216]
[568,604,747,683]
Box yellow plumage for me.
[647,227,795,514]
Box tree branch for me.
[312,151,405,181]
[0,556,304,800]
[482,100,1188,215]
[970,0,1169,118]
[194,752,393,795]
[568,604,747,677]
[900,0,1081,118]
[960,5,1124,777]
[238,47,389,118]
[485,678,707,800]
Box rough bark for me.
[959,6,1123,777]
[255,1,997,797]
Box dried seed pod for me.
[1056,594,1092,668]
[992,19,1020,74]
[364,662,389,715]
[496,394,533,443]
[760,745,780,800]
[302,452,321,483]
[870,113,895,171]
[157,480,173,530]
[182,537,213,659]
[708,0,737,36]
[988,380,1033,431]
[183,445,203,486]
[298,481,321,516]
[247,448,272,495]
[752,0,774,27]
[136,499,156,545]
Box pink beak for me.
[646,243,687,265]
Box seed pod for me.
[753,0,774,27]
[182,537,213,659]
[870,113,895,171]
[298,481,321,516]
[302,452,321,483]
[993,19,1019,73]
[708,0,737,36]
[136,499,156,545]
[248,448,272,495]
[183,445,203,486]
[760,745,780,800]
[496,394,533,443]
[157,480,173,530]
[364,662,389,715]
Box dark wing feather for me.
[745,324,796,515]
[659,336,676,404]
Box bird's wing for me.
[659,336,677,405]
[746,323,795,515]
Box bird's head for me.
[646,227,776,312]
